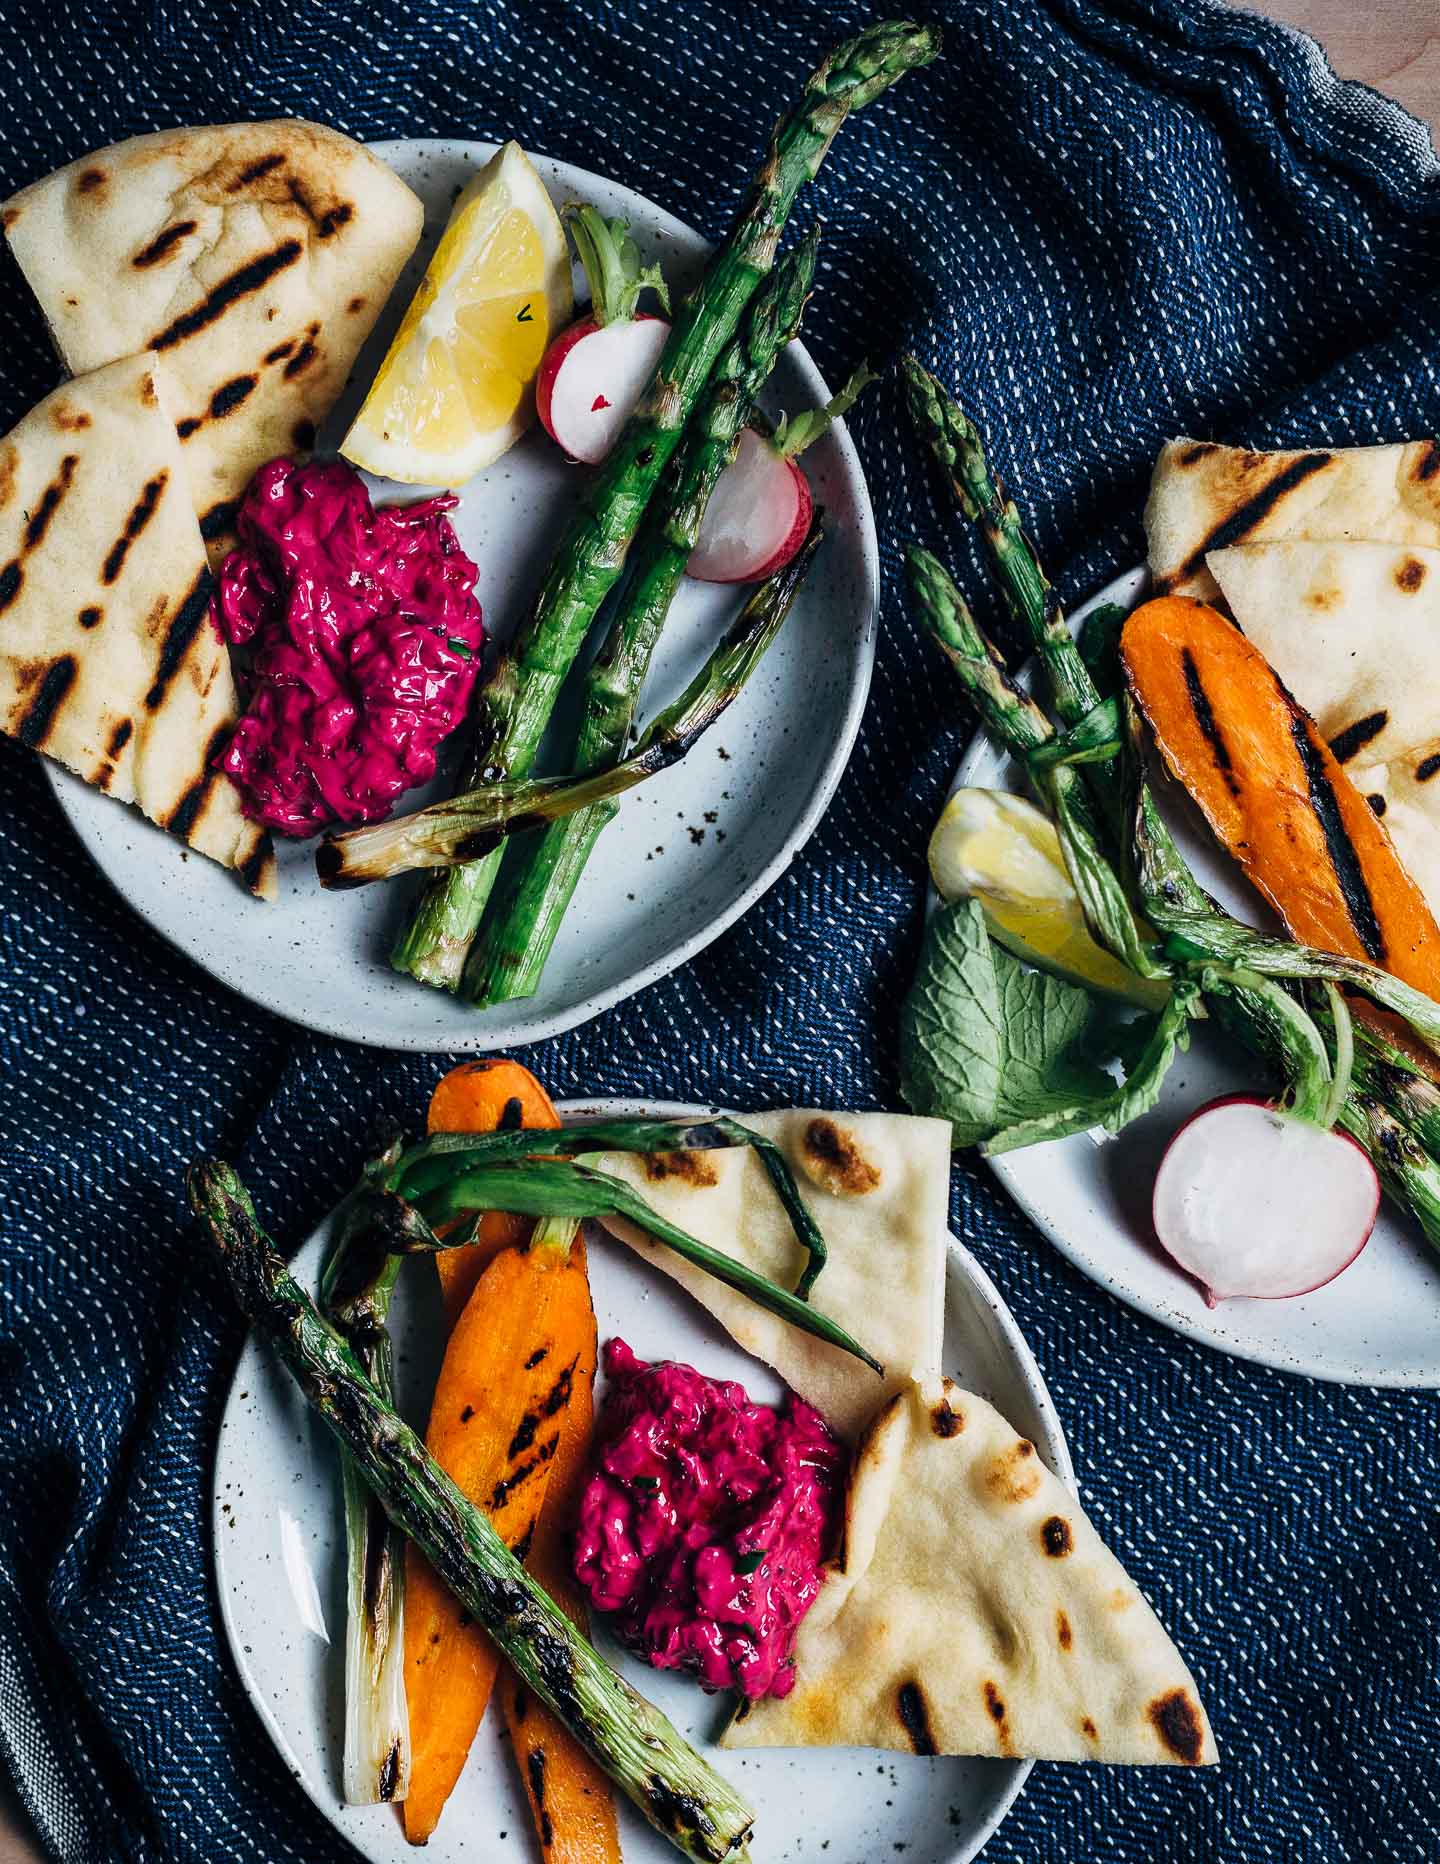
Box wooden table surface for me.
[1257,0,1440,136]
[1,4,1435,1862]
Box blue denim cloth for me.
[1,3,1437,1859]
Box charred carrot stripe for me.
[1180,648,1241,799]
[1289,716,1387,964]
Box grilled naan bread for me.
[1146,436,1440,601]
[0,355,274,896]
[724,1376,1217,1767]
[593,1111,950,1442]
[1209,538,1440,911]
[2,120,422,557]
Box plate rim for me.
[212,1097,1075,1864]
[947,564,1440,1389]
[47,137,879,1053]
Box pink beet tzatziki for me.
[574,1339,844,1699]
[212,458,484,835]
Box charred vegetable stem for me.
[390,20,941,989]
[388,1113,829,1301]
[904,545,1165,981]
[320,1146,411,1806]
[319,515,826,890]
[189,1163,757,1864]
[406,1158,877,1374]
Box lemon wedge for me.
[342,142,572,485]
[930,787,1166,1006]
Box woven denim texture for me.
[1,2,1438,1860]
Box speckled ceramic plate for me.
[950,568,1440,1387]
[212,1100,1073,1864]
[48,142,877,1051]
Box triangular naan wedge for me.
[593,1111,950,1442]
[2,120,422,557]
[1146,436,1440,601]
[724,1377,1217,1767]
[1208,539,1440,910]
[0,354,274,895]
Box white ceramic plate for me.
[950,567,1440,1387]
[213,1100,1073,1864]
[48,142,878,1051]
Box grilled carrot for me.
[1122,595,1440,996]
[402,1228,594,1844]
[417,1056,619,1857]
[501,1234,621,1864]
[426,1058,563,1323]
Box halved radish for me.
[535,204,671,464]
[1152,1095,1379,1305]
[687,428,812,583]
[690,361,878,584]
[537,313,669,463]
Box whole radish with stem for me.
[689,361,877,582]
[1152,984,1379,1304]
[537,205,671,463]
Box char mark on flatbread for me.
[1412,439,1440,482]
[896,1682,938,1756]
[144,569,213,711]
[1165,451,1334,592]
[148,238,304,351]
[165,724,233,840]
[17,656,77,747]
[1415,752,1440,784]
[238,841,274,895]
[283,325,321,379]
[1289,712,1387,962]
[1395,555,1427,592]
[199,500,240,542]
[209,374,258,419]
[230,152,286,189]
[102,471,168,583]
[78,605,102,630]
[0,562,20,612]
[1180,648,1241,798]
[23,454,78,551]
[1329,710,1388,764]
[1149,1688,1207,1766]
[133,219,196,267]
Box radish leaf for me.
[900,899,1120,1147]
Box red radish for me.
[689,361,878,584]
[537,314,669,464]
[687,428,812,583]
[1152,1094,1379,1305]
[536,205,671,464]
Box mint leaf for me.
[899,900,1117,1147]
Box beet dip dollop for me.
[212,458,484,835]
[573,1339,844,1699]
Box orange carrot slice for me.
[402,1233,593,1843]
[1122,594,1440,994]
[426,1057,562,1324]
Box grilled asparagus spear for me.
[188,1162,756,1864]
[391,20,940,989]
[463,231,822,1006]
